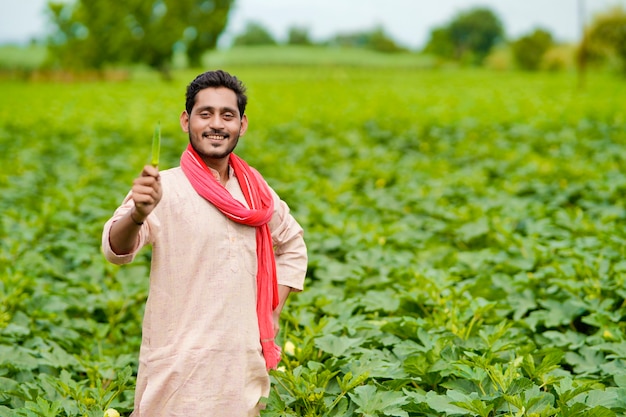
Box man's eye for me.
[199,112,210,118]
[224,113,234,119]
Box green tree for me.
[511,28,554,71]
[586,6,626,73]
[170,0,233,67]
[46,0,233,77]
[232,21,277,46]
[423,27,456,59]
[367,27,405,53]
[424,7,504,64]
[287,26,313,46]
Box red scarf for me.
[180,144,281,370]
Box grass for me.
[0,44,47,70]
[202,45,436,68]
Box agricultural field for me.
[1,56,626,416]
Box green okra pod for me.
[151,122,161,167]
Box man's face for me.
[180,87,247,167]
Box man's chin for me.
[195,147,235,161]
[190,137,238,160]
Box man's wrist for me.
[130,207,145,226]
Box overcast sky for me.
[2,0,626,49]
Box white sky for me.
[1,0,625,49]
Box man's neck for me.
[203,158,230,186]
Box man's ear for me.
[180,110,189,132]
[239,114,248,136]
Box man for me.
[102,70,307,416]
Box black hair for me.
[185,70,247,116]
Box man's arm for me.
[273,284,293,337]
[265,186,308,336]
[108,165,162,255]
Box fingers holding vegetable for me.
[132,122,163,219]
[132,165,162,218]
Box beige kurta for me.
[102,166,307,417]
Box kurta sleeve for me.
[268,188,307,291]
[101,191,159,265]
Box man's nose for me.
[209,115,224,129]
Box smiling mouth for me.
[203,132,228,140]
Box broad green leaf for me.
[564,347,606,375]
[583,389,621,409]
[349,385,408,417]
[418,390,477,415]
[456,217,490,244]
[521,386,557,415]
[579,406,617,417]
[315,334,363,357]
[0,345,39,370]
[613,374,626,388]
[0,406,14,417]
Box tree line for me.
[44,1,626,77]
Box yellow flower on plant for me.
[104,409,120,417]
[284,340,296,356]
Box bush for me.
[233,21,277,46]
[541,45,576,72]
[511,28,553,71]
[484,45,514,71]
[287,26,313,46]
[585,6,626,73]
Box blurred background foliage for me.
[0,1,625,80]
[45,0,233,79]
[584,6,626,72]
